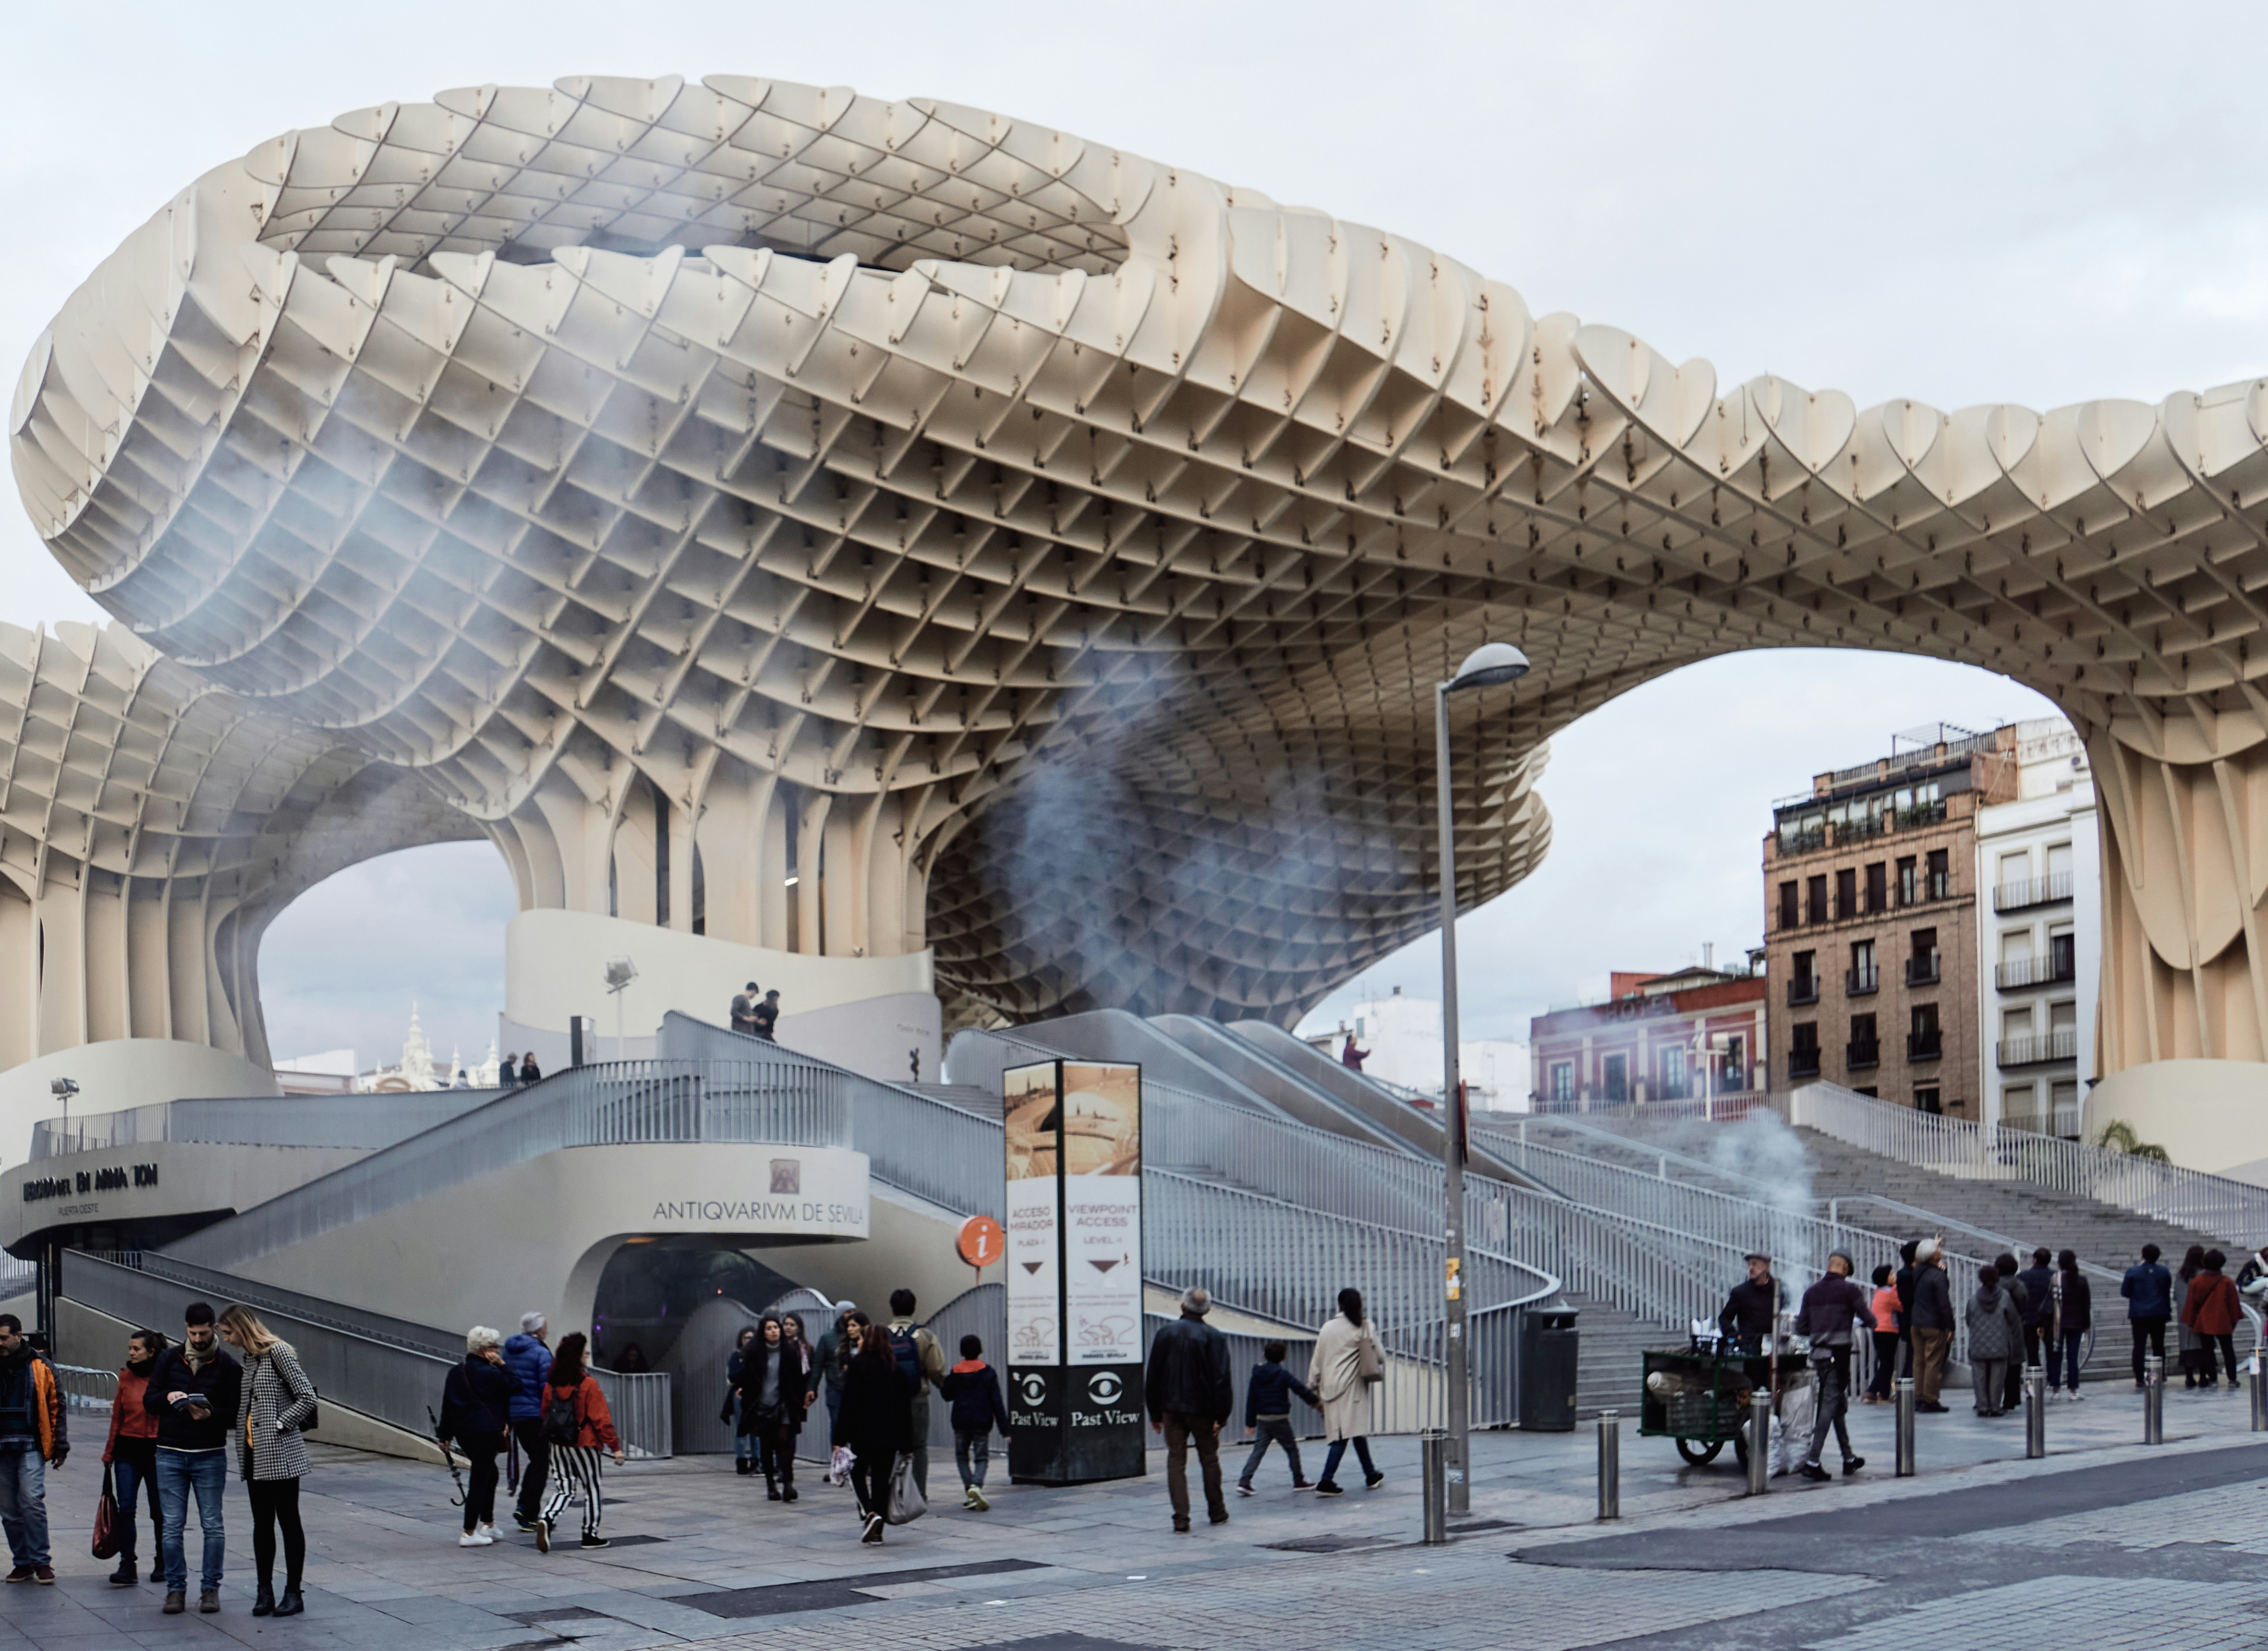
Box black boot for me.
[253,1579,275,1616]
[735,1458,751,1476]
[764,1472,782,1501]
[780,1462,798,1503]
[275,1586,304,1617]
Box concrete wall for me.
[2,1139,372,1254]
[0,1042,275,1177]
[2085,1059,2268,1179]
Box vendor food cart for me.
[1639,1345,1809,1467]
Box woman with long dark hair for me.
[734,1315,813,1501]
[835,1322,913,1543]
[722,1327,759,1475]
[1310,1288,1383,1496]
[2052,1249,2092,1398]
[536,1333,623,1551]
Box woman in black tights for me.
[835,1322,913,1543]
[218,1305,317,1616]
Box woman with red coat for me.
[2181,1249,2243,1390]
[102,1328,169,1585]
[534,1333,623,1551]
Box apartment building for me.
[1762,726,2019,1116]
[1974,721,2100,1137]
[1529,954,1768,1112]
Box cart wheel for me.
[1674,1438,1723,1466]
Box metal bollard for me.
[1894,1377,1916,1477]
[1596,1410,1620,1521]
[1419,1429,1448,1545]
[2024,1364,2046,1459]
[2144,1353,2164,1445]
[1746,1390,1771,1495]
[2252,1362,2268,1433]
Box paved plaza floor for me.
[8,1382,2268,1650]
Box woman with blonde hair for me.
[216,1306,316,1617]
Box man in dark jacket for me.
[1995,1254,2029,1410]
[502,1312,553,1531]
[1792,1253,1871,1481]
[1720,1254,1778,1354]
[1144,1287,1234,1532]
[2122,1242,2173,1388]
[1908,1241,1954,1412]
[0,1314,67,1584]
[145,1302,242,1613]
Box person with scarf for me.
[102,1328,169,1584]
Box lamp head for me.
[603,957,639,991]
[49,1077,78,1099]
[1446,642,1530,694]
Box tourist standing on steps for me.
[2122,1242,2173,1389]
[836,1322,913,1545]
[1340,1034,1369,1071]
[535,1333,623,1552]
[722,1326,759,1475]
[1995,1254,2029,1412]
[1145,1286,1234,1531]
[504,1312,553,1533]
[521,1052,543,1082]
[438,1327,517,1548]
[499,1052,520,1086]
[2181,1249,2242,1389]
[2051,1249,2091,1398]
[103,1328,167,1584]
[146,1301,240,1615]
[885,1290,945,1498]
[730,982,760,1035]
[2016,1248,2057,1398]
[1792,1252,1869,1480]
[0,1312,66,1586]
[2175,1244,2207,1388]
[1310,1288,1386,1496]
[1908,1240,1954,1413]
[1964,1265,2023,1417]
[218,1305,316,1618]
[1862,1265,1900,1403]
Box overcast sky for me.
[4,3,2257,1063]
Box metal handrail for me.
[1997,1031,2080,1068]
[30,1089,506,1161]
[1995,872,2075,912]
[1781,1081,2268,1247]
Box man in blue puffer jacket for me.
[502,1313,553,1532]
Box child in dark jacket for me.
[938,1335,1010,1511]
[1237,1340,1319,1494]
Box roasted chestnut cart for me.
[1639,1345,1810,1467]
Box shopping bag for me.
[91,1464,121,1560]
[1770,1375,1815,1478]
[884,1451,927,1525]
[827,1444,855,1486]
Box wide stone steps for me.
[1562,1292,1676,1422]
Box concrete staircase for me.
[1564,1292,1675,1421]
[1790,1126,2237,1274]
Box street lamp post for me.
[1434,641,1528,1516]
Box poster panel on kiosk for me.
[1004,1057,1143,1483]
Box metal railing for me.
[51,1363,118,1415]
[1780,1082,2268,1247]
[1908,1033,1943,1061]
[1996,954,2077,991]
[1846,966,1880,996]
[1906,953,1941,987]
[1847,1039,1881,1069]
[1787,977,1819,1006]
[1790,1048,1823,1080]
[174,1059,853,1273]
[30,1090,505,1161]
[1997,1031,2078,1069]
[57,1251,672,1458]
[1995,872,2074,912]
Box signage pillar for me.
[1003,1058,1144,1483]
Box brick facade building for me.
[1762,728,2018,1116]
[1529,964,1768,1112]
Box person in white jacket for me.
[1309,1289,1383,1497]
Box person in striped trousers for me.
[534,1334,623,1551]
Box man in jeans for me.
[885,1290,946,1498]
[0,1314,67,1584]
[145,1302,241,1614]
[2122,1242,2173,1388]
[1143,1288,1234,1532]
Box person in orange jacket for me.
[533,1334,622,1552]
[103,1327,169,1584]
[2181,1248,2244,1391]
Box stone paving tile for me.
[1800,1574,2268,1650]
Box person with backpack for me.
[503,1313,552,1534]
[2122,1242,2174,1389]
[2182,1249,2243,1389]
[437,1327,518,1548]
[1310,1288,1385,1496]
[835,1322,914,1544]
[218,1306,317,1618]
[938,1334,1010,1511]
[102,1327,168,1584]
[1235,1339,1318,1495]
[534,1333,622,1552]
[884,1290,945,1499]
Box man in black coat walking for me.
[1144,1287,1234,1532]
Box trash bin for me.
[1519,1305,1580,1432]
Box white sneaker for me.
[459,1531,493,1547]
[477,1523,498,1542]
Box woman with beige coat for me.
[1310,1288,1384,1495]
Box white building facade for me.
[1974,720,2101,1137]
[1310,988,1529,1111]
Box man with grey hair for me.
[1792,1252,1870,1482]
[503,1312,552,1533]
[1143,1287,1234,1531]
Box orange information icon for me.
[957,1214,1006,1269]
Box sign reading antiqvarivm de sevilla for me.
[1003,1058,1143,1484]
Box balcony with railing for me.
[1905,952,1941,987]
[1995,951,2076,991]
[1908,1031,1943,1062]
[1789,1046,1823,1080]
[1898,873,1953,907]
[1846,1038,1880,1070]
[1995,872,2074,912]
[1846,965,1880,997]
[1787,976,1820,1006]
[1998,1029,2079,1068]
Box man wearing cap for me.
[1909,1239,1954,1412]
[1720,1253,1779,1356]
[1144,1287,1233,1533]
[1792,1252,1870,1482]
[730,983,760,1036]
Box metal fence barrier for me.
[30,1089,504,1161]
